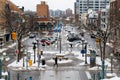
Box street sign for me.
[81,49,86,54]
[15,49,19,55]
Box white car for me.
[29,33,35,38]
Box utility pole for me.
[59,34,61,54]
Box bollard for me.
[97,72,101,80]
[93,73,95,80]
[17,73,19,80]
[0,59,2,79]
[8,71,10,80]
[42,59,45,65]
[29,76,32,80]
[5,75,7,80]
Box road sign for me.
[15,49,19,55]
[81,49,86,54]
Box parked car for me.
[29,33,35,38]
[40,37,52,46]
[67,33,81,42]
[80,32,84,37]
[90,34,96,38]
[45,41,51,45]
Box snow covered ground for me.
[0,36,119,79]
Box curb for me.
[85,71,92,80]
[0,37,28,53]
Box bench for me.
[53,54,68,60]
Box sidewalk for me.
[0,37,28,53]
[0,36,119,80]
[0,37,28,79]
[7,49,119,80]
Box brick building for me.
[110,0,120,55]
[0,0,23,47]
[36,1,49,18]
[110,0,120,39]
[36,1,53,32]
[66,8,73,17]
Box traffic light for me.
[29,59,32,66]
[11,32,16,40]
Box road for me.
[9,66,88,80]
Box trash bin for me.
[29,76,32,80]
[42,59,45,65]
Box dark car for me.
[91,34,96,38]
[67,33,81,42]
[80,33,84,37]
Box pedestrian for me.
[54,56,58,67]
[70,44,73,48]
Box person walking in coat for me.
[54,56,58,67]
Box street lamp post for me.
[84,42,88,64]
[22,48,25,67]
[35,37,41,67]
[32,41,36,63]
[59,34,61,54]
[81,39,85,57]
[110,53,113,73]
[35,37,40,57]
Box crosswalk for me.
[40,42,83,52]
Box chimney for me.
[41,1,45,5]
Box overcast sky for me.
[10,0,75,12]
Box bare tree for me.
[0,3,30,62]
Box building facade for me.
[36,1,53,32]
[0,0,23,47]
[100,5,109,31]
[109,0,120,55]
[75,0,110,20]
[37,1,49,18]
[66,8,73,17]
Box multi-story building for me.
[36,1,53,32]
[49,9,73,18]
[75,0,110,20]
[37,1,49,18]
[49,10,54,17]
[100,5,109,31]
[66,8,73,17]
[109,0,120,55]
[54,9,63,17]
[0,0,23,47]
[74,2,79,26]
[110,0,120,40]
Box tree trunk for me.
[17,37,22,62]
